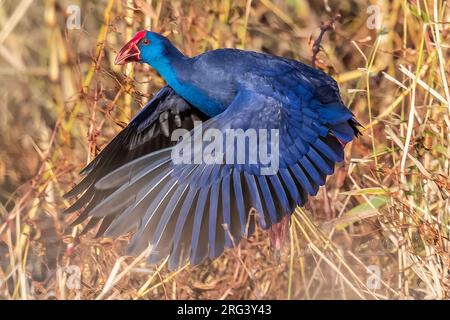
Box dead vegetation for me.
[0,0,450,300]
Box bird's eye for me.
[142,38,150,45]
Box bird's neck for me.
[150,47,223,117]
[149,44,189,87]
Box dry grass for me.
[0,0,449,300]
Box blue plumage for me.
[66,31,360,269]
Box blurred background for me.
[0,0,449,299]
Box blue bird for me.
[65,30,360,270]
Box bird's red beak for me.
[115,30,146,65]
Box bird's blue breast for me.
[173,83,226,117]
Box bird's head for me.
[115,30,172,65]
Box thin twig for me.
[311,13,341,68]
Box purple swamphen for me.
[65,30,360,270]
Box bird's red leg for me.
[268,215,290,250]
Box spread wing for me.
[64,85,210,235]
[72,86,359,270]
